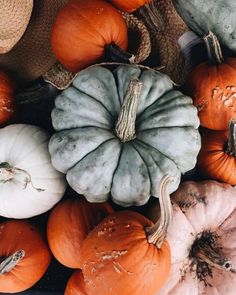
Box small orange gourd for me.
[188,32,236,131]
[0,70,15,125]
[47,198,114,268]
[0,220,51,293]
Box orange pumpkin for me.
[187,32,236,131]
[47,198,114,268]
[0,220,51,293]
[80,176,172,295]
[197,121,236,185]
[51,0,128,72]
[65,270,87,295]
[0,71,15,125]
[110,0,152,12]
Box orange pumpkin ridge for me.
[110,0,152,13]
[187,32,236,131]
[80,176,173,295]
[65,270,87,295]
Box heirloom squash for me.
[188,32,236,130]
[47,198,114,268]
[51,0,129,72]
[65,270,87,295]
[110,0,151,13]
[49,64,200,206]
[156,181,236,295]
[197,121,236,185]
[80,176,172,295]
[0,220,51,293]
[0,71,15,125]
[0,124,66,218]
[173,0,236,53]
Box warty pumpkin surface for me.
[173,0,236,53]
[157,181,236,295]
[49,65,200,206]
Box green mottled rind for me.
[49,65,200,206]
[173,0,236,52]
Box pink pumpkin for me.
[156,181,236,295]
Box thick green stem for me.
[204,31,224,65]
[115,79,143,142]
[105,42,135,64]
[0,250,25,275]
[226,120,236,157]
[146,176,173,248]
[0,162,44,192]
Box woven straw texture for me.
[0,0,33,54]
[0,0,68,85]
[138,0,189,84]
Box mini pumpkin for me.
[156,181,236,295]
[49,64,200,206]
[187,32,236,131]
[0,220,51,293]
[0,124,66,218]
[80,176,172,295]
[110,0,151,12]
[197,121,236,185]
[51,0,129,72]
[65,270,87,295]
[47,198,114,268]
[173,0,236,53]
[0,70,15,125]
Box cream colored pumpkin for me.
[0,124,66,218]
[157,181,236,295]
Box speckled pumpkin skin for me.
[173,0,236,52]
[49,65,200,206]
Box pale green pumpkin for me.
[173,0,236,52]
[49,65,200,206]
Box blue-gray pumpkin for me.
[173,0,236,53]
[49,65,200,206]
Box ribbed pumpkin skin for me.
[110,0,151,12]
[47,199,114,268]
[0,220,51,293]
[173,0,236,52]
[80,211,171,295]
[51,0,128,72]
[49,65,200,207]
[65,270,87,295]
[188,58,236,130]
[197,129,236,185]
[0,71,14,125]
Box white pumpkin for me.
[0,124,67,218]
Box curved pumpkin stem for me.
[105,42,135,64]
[0,162,45,192]
[204,31,224,65]
[226,120,236,157]
[115,79,143,142]
[0,250,25,274]
[146,175,173,248]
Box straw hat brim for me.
[0,0,68,85]
[0,1,33,54]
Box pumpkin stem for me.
[145,176,173,248]
[105,42,135,64]
[138,1,164,32]
[0,250,25,275]
[0,162,45,192]
[115,79,142,142]
[226,120,236,157]
[195,242,236,274]
[203,31,224,65]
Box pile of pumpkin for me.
[0,0,235,294]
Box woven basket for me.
[43,12,151,90]
[137,0,189,85]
